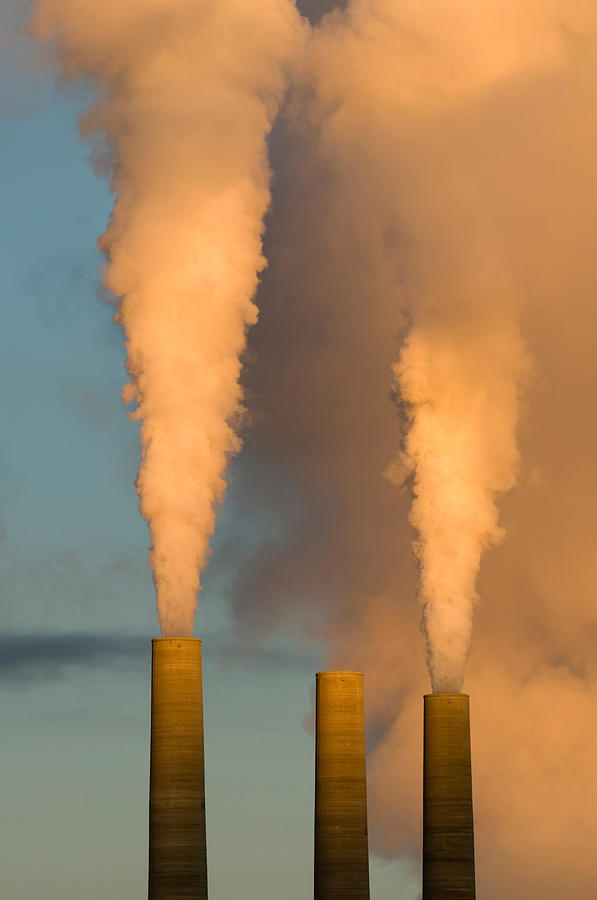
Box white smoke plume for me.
[391,298,529,692]
[296,0,596,693]
[30,0,303,635]
[195,2,597,894]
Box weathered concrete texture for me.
[149,638,207,900]
[423,693,476,900]
[314,672,370,900]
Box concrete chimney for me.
[148,638,208,900]
[314,671,370,900]
[423,693,475,900]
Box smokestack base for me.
[423,693,475,900]
[315,671,370,900]
[149,637,207,900]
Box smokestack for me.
[423,693,475,900]
[314,672,370,900]
[149,638,207,900]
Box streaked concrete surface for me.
[423,693,475,900]
[149,638,207,899]
[314,671,370,900]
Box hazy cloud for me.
[0,630,318,685]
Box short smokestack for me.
[423,693,475,900]
[314,671,370,900]
[149,638,207,900]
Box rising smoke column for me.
[298,0,545,694]
[31,0,303,635]
[391,292,529,692]
[227,2,597,894]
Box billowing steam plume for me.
[31,0,303,635]
[390,304,528,692]
[300,0,543,694]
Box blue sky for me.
[0,4,418,898]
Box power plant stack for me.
[423,693,476,900]
[148,638,208,900]
[314,671,370,900]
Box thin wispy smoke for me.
[0,632,317,683]
[0,633,146,682]
[31,0,304,636]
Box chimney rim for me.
[424,692,469,699]
[152,636,202,644]
[316,670,364,677]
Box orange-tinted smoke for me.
[30,0,304,635]
[299,0,597,692]
[236,1,597,896]
[390,314,528,691]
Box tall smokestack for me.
[423,693,475,900]
[149,638,207,900]
[314,672,370,900]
